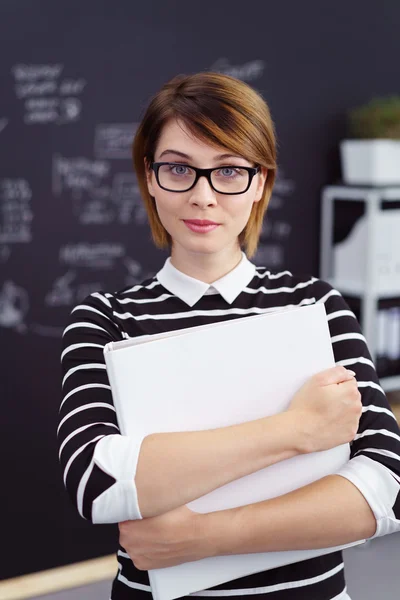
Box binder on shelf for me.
[321,184,400,391]
[104,303,364,600]
[332,209,400,296]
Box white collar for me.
[156,252,256,307]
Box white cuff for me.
[337,455,400,538]
[91,434,146,523]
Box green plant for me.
[348,96,400,139]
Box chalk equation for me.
[11,63,86,125]
[53,155,148,226]
[94,123,138,159]
[58,242,153,284]
[1,252,156,337]
[45,270,104,307]
[44,258,152,308]
[0,178,33,244]
[52,154,110,199]
[59,242,126,269]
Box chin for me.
[191,242,236,258]
[173,233,222,255]
[186,242,221,255]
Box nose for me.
[188,175,218,207]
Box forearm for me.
[208,474,377,556]
[136,411,301,518]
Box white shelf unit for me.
[320,184,400,393]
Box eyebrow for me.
[158,149,244,161]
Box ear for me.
[144,158,155,197]
[254,167,268,203]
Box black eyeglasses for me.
[150,162,260,195]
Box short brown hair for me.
[132,72,277,258]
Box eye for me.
[215,167,246,179]
[169,164,192,176]
[219,167,237,177]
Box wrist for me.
[203,506,243,557]
[282,409,313,455]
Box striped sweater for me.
[59,255,400,600]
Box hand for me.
[287,365,362,454]
[119,505,214,571]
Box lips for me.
[183,219,220,234]
[183,219,219,226]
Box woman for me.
[59,72,400,600]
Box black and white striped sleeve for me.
[59,292,145,524]
[314,279,400,538]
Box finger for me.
[314,366,356,387]
[338,377,359,388]
[337,378,361,398]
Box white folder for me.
[104,303,363,600]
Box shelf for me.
[321,186,400,391]
[323,184,400,201]
[327,279,400,299]
[380,375,400,392]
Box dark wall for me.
[1,0,399,580]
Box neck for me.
[170,244,244,284]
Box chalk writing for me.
[24,98,59,123]
[45,271,76,306]
[123,257,154,287]
[94,123,138,159]
[59,242,125,269]
[76,193,114,225]
[44,271,104,307]
[210,58,265,82]
[112,173,147,225]
[0,179,33,243]
[52,154,110,198]
[12,64,64,81]
[255,168,296,267]
[12,64,86,125]
[0,280,29,333]
[17,81,58,99]
[269,168,296,210]
[59,79,86,95]
[0,119,8,134]
[58,97,82,123]
[274,169,296,195]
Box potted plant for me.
[340,96,400,185]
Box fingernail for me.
[346,369,356,376]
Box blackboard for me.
[1,0,399,579]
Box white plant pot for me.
[340,139,400,185]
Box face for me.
[145,119,267,261]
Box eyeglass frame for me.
[149,161,261,195]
